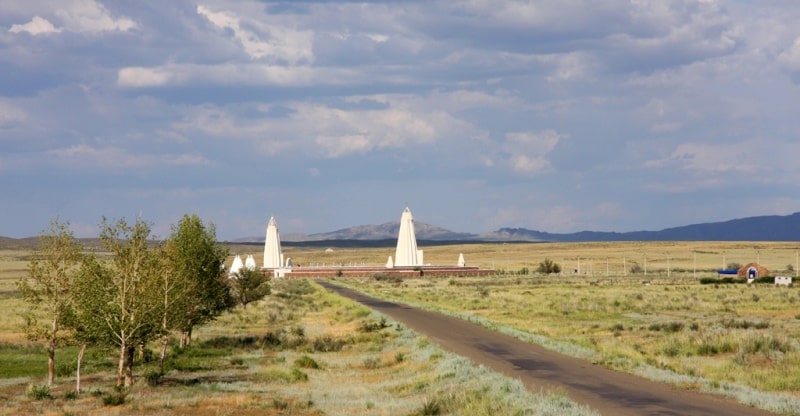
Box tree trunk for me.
[159,334,168,374]
[47,342,55,387]
[180,327,193,348]
[116,341,126,387]
[124,345,135,386]
[76,343,86,394]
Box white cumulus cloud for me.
[197,4,313,64]
[8,16,61,35]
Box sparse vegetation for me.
[1,252,596,415]
[536,258,561,274]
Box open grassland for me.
[0,249,596,416]
[234,241,800,277]
[327,241,800,414]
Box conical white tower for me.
[229,255,244,277]
[263,216,283,268]
[394,207,422,267]
[244,254,257,271]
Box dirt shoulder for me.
[318,281,777,416]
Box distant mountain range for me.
[232,212,800,243]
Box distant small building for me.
[737,262,769,280]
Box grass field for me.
[306,241,800,415]
[0,247,596,415]
[233,240,800,277]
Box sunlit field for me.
[0,247,596,416]
[298,241,800,415]
[234,240,800,278]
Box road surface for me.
[318,281,776,416]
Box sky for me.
[2,0,800,240]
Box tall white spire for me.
[394,207,422,267]
[263,216,283,268]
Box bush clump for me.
[102,388,127,406]
[294,355,320,369]
[26,384,51,400]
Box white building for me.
[394,207,423,267]
[229,254,244,277]
[263,216,284,269]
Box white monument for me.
[229,255,244,277]
[263,216,284,268]
[394,207,423,267]
[244,254,257,271]
[458,253,465,267]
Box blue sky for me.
[2,0,800,240]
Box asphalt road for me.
[318,281,777,416]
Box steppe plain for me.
[3,240,800,414]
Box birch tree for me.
[78,217,163,387]
[17,220,83,387]
[228,268,271,310]
[159,214,231,370]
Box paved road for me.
[318,281,776,416]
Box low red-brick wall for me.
[261,265,494,278]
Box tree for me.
[69,254,114,393]
[17,219,83,387]
[228,268,271,310]
[160,214,231,369]
[536,258,561,274]
[76,217,164,387]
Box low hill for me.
[481,212,800,242]
[6,212,800,247]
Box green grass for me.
[342,274,800,414]
[0,274,597,415]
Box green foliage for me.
[144,369,162,386]
[17,219,84,386]
[101,388,127,406]
[699,277,746,284]
[228,268,271,310]
[536,258,561,274]
[647,322,684,333]
[26,383,51,400]
[164,214,233,339]
[76,216,165,387]
[727,262,742,271]
[360,317,389,332]
[310,335,345,352]
[294,355,320,369]
[413,397,442,416]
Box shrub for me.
[361,317,389,332]
[310,335,344,352]
[26,384,51,400]
[64,390,78,400]
[363,357,381,369]
[536,258,561,274]
[144,369,162,386]
[294,355,320,369]
[413,397,442,416]
[102,388,127,406]
[229,357,244,366]
[291,368,308,382]
[395,351,406,363]
[273,398,289,410]
[648,322,684,333]
[373,273,403,284]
